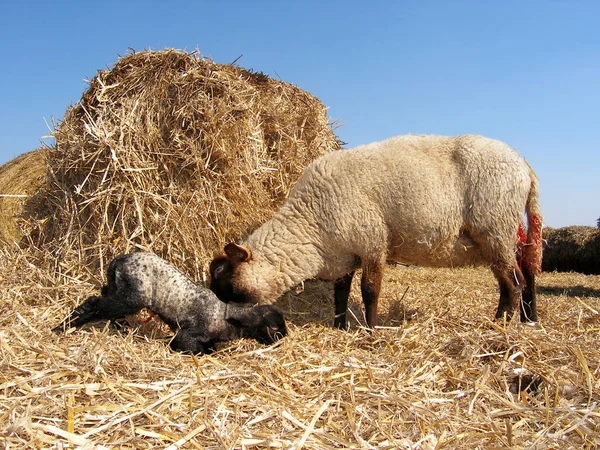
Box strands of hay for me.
[0,149,46,244]
[1,248,598,448]
[25,48,339,280]
[3,48,598,447]
[543,226,600,275]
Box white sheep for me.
[210,134,543,329]
[53,252,288,354]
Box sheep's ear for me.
[224,243,251,262]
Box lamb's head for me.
[210,243,281,304]
[225,304,288,345]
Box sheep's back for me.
[285,134,532,267]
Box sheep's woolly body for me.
[236,134,542,304]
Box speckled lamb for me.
[210,134,543,329]
[53,252,287,354]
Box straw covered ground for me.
[1,246,599,449]
[1,48,599,448]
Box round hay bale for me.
[26,49,340,278]
[0,149,47,245]
[542,226,600,275]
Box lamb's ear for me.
[224,243,251,262]
[224,308,251,327]
[225,305,264,328]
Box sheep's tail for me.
[521,167,543,275]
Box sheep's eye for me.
[214,265,225,277]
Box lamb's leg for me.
[492,266,523,321]
[334,272,354,329]
[53,296,103,332]
[520,264,538,322]
[170,329,208,355]
[52,294,142,332]
[361,261,383,329]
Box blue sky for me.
[1,1,598,227]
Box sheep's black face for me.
[210,256,235,301]
[210,255,255,304]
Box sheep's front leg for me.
[334,272,354,330]
[361,261,383,329]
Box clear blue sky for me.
[1,1,598,228]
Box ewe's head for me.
[225,304,288,344]
[210,243,281,304]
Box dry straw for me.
[1,247,599,448]
[25,48,339,280]
[1,49,598,448]
[0,149,46,244]
[543,226,600,275]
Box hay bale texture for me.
[32,49,339,277]
[542,226,600,275]
[0,149,47,244]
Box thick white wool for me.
[236,134,542,304]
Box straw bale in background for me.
[0,149,46,244]
[25,49,339,279]
[542,226,600,275]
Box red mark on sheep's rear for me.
[517,214,543,274]
[517,223,527,269]
[526,214,543,274]
[528,214,542,246]
[517,224,527,244]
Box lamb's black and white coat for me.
[53,252,287,354]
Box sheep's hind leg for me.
[53,294,142,332]
[361,261,384,329]
[334,272,354,330]
[492,266,524,322]
[469,229,527,322]
[520,264,538,322]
